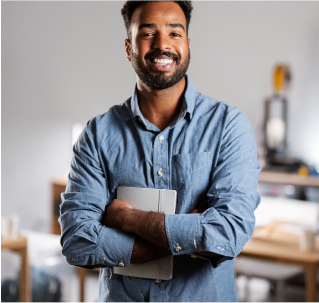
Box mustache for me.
[144,50,180,62]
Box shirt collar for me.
[181,74,196,120]
[131,74,196,128]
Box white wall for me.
[2,1,319,232]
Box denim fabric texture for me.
[59,75,261,302]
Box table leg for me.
[305,265,317,302]
[77,267,86,302]
[20,246,31,302]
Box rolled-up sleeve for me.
[165,108,261,258]
[59,118,135,268]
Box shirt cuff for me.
[96,226,135,267]
[165,213,237,257]
[165,213,202,255]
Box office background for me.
[2,0,319,238]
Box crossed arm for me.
[103,199,219,264]
[60,110,260,269]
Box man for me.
[59,1,261,301]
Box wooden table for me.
[240,223,319,302]
[1,236,32,302]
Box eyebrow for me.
[168,23,185,31]
[138,23,185,31]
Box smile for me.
[146,55,176,72]
[152,58,174,65]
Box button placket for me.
[153,132,168,189]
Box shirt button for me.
[159,135,164,142]
[118,261,124,267]
[175,244,182,253]
[155,279,161,284]
[157,168,164,176]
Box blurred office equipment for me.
[263,64,302,171]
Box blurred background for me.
[1,1,319,302]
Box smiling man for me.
[59,1,261,302]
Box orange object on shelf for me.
[298,166,309,177]
[274,64,291,92]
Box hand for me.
[188,207,208,214]
[131,237,171,264]
[103,199,133,230]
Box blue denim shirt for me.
[59,75,260,302]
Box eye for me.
[170,33,181,38]
[141,32,154,37]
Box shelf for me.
[259,171,319,188]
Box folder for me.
[113,186,177,280]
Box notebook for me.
[113,186,177,280]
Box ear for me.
[187,37,190,47]
[125,39,132,62]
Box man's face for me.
[125,1,190,90]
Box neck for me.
[136,76,186,131]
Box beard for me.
[130,49,191,90]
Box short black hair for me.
[121,1,193,39]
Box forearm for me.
[126,212,219,257]
[104,200,222,257]
[131,236,171,264]
[122,209,169,249]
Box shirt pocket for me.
[172,152,213,172]
[172,152,213,212]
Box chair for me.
[235,256,304,301]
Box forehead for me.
[131,1,186,29]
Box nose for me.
[151,32,171,51]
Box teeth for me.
[154,58,173,65]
